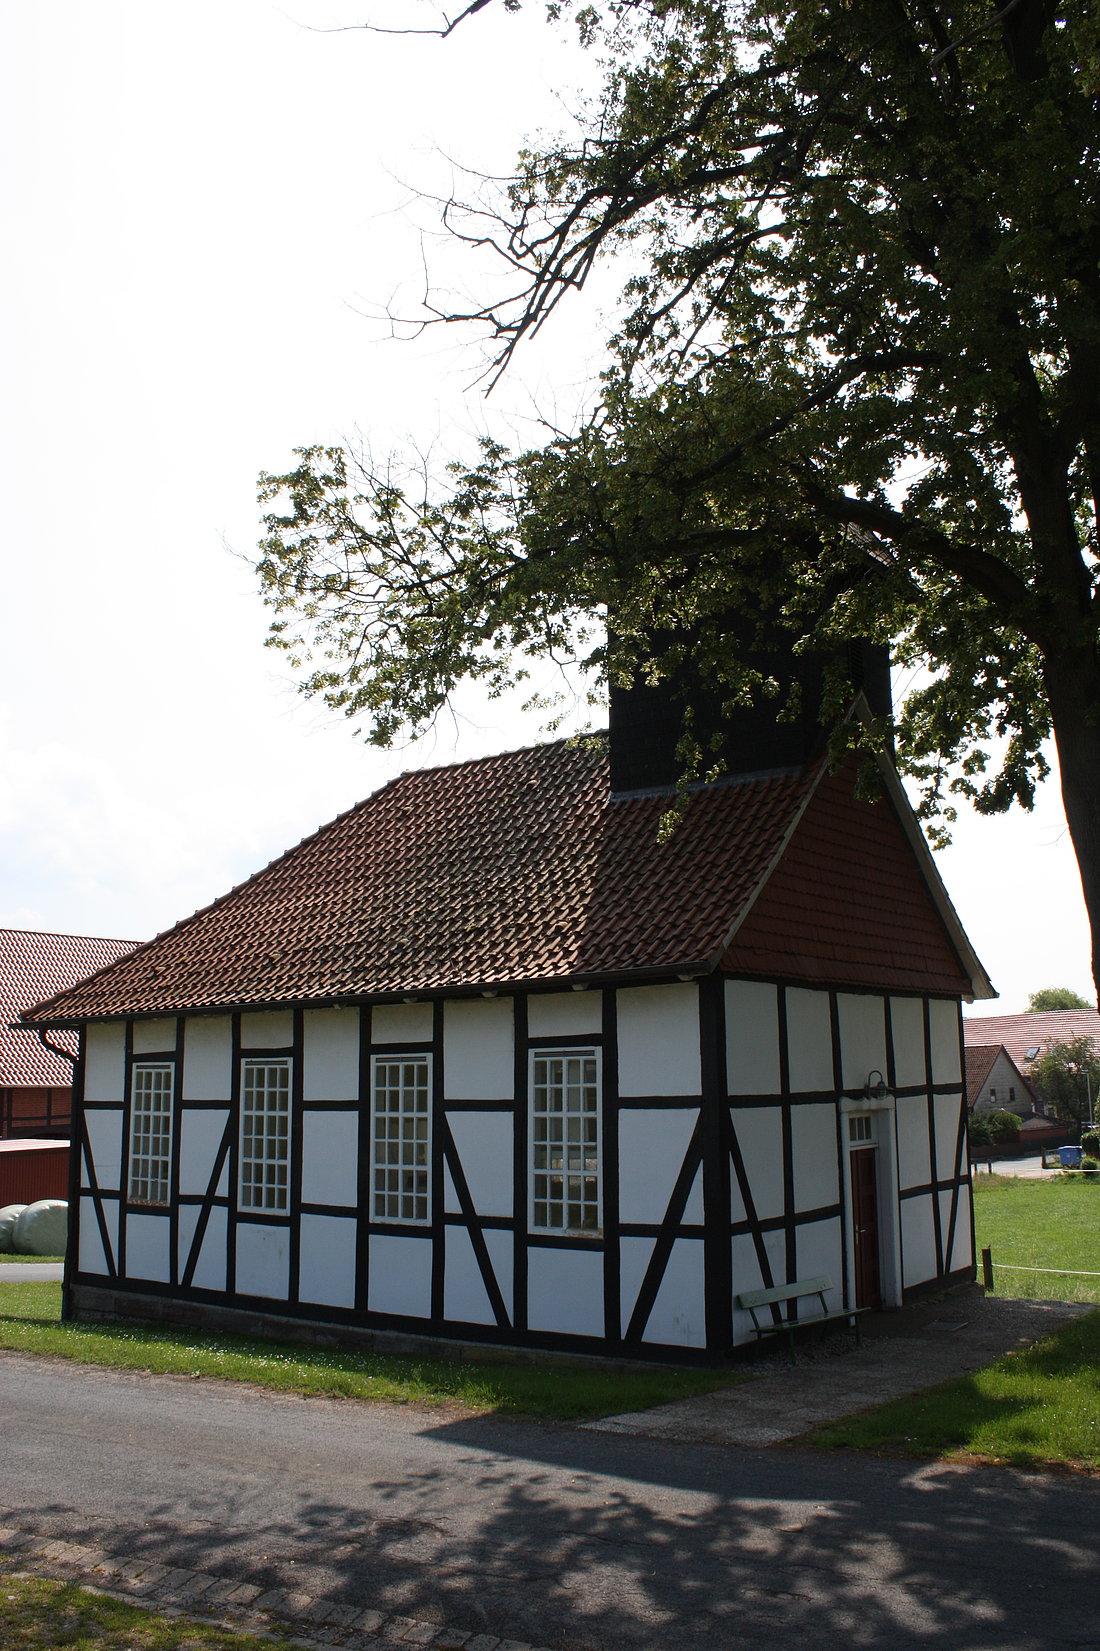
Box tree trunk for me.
[1045,651,1100,1008]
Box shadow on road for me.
[15,1407,1093,1651]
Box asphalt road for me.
[0,1351,1094,1651]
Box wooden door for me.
[851,1146,882,1311]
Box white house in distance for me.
[964,1044,1037,1117]
[24,644,993,1361]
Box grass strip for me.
[0,1569,284,1650]
[0,1282,738,1419]
[0,1255,64,1264]
[973,1174,1100,1303]
[800,1307,1100,1470]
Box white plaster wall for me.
[298,1214,357,1308]
[791,1104,840,1211]
[301,1112,359,1208]
[948,1186,974,1270]
[928,999,962,1085]
[445,1112,514,1218]
[443,999,514,1100]
[938,1189,959,1271]
[890,997,927,1088]
[371,1002,434,1043]
[795,1217,844,1308]
[934,1094,965,1181]
[729,1107,784,1222]
[240,1010,293,1049]
[177,1205,227,1294]
[528,990,603,1038]
[617,984,701,1098]
[731,1227,788,1343]
[900,1196,938,1288]
[443,1226,497,1326]
[77,1195,117,1275]
[368,1233,433,1319]
[178,1109,229,1198]
[619,1235,655,1332]
[526,1245,604,1338]
[83,1110,123,1190]
[618,1108,699,1225]
[85,1024,126,1102]
[235,1222,291,1300]
[896,1096,932,1190]
[786,988,835,1093]
[303,1009,361,1100]
[643,1238,706,1347]
[182,1018,232,1101]
[131,1018,178,1055]
[125,1212,171,1283]
[837,994,888,1093]
[724,981,781,1095]
[683,1163,704,1225]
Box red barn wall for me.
[0,1142,70,1207]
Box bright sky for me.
[1,1,1092,1015]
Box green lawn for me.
[799,1174,1100,1470]
[0,1571,283,1650]
[801,1305,1100,1470]
[973,1174,1100,1302]
[0,1281,738,1419]
[0,1255,64,1264]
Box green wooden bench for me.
[735,1277,865,1364]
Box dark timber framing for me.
[65,974,974,1363]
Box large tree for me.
[257,0,1100,992]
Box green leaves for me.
[256,2,1100,913]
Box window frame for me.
[528,1045,602,1236]
[370,1052,433,1226]
[128,1060,175,1207]
[238,1057,292,1214]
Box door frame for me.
[838,1092,902,1309]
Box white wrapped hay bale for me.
[0,1204,26,1254]
[13,1199,68,1257]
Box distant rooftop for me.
[1,928,137,1086]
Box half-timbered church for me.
[23,642,993,1360]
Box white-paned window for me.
[848,1114,874,1144]
[371,1055,431,1223]
[129,1063,174,1205]
[530,1048,601,1233]
[240,1059,291,1212]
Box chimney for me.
[608,625,891,795]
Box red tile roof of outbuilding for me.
[964,1009,1100,1067]
[1,929,137,1084]
[21,734,991,1025]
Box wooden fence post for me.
[981,1246,994,1293]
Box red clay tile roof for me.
[964,1009,1100,1068]
[22,735,987,1025]
[720,760,976,997]
[1,929,137,1083]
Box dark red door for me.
[851,1147,882,1310]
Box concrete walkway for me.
[586,1288,1092,1446]
[0,1261,63,1281]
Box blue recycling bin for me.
[1059,1146,1083,1168]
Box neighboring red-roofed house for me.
[22,660,994,1361]
[1,929,136,1140]
[964,1044,1038,1117]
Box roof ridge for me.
[0,927,137,946]
[21,733,610,1023]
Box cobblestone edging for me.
[0,1523,550,1651]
